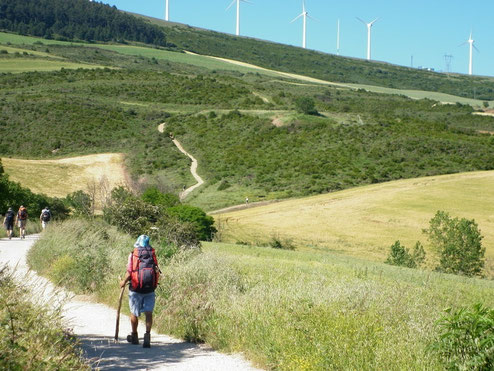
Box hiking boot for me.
[143,332,151,348]
[126,332,139,345]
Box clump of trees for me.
[386,210,485,278]
[0,0,167,46]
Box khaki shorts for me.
[18,220,27,228]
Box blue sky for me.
[101,0,493,77]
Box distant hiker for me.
[245,197,249,204]
[39,207,52,231]
[120,235,160,348]
[16,205,28,239]
[3,207,15,240]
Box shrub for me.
[385,240,425,268]
[269,235,296,250]
[141,186,180,208]
[294,96,318,115]
[166,205,216,241]
[432,303,494,370]
[65,190,92,217]
[103,187,160,237]
[424,211,485,277]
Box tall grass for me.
[28,220,494,370]
[0,266,89,370]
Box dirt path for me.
[158,123,204,200]
[0,235,261,370]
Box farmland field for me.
[215,170,494,277]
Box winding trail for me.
[158,123,204,200]
[0,235,261,370]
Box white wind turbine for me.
[460,31,479,75]
[291,1,314,49]
[165,0,169,21]
[357,17,379,60]
[226,0,251,36]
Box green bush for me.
[141,186,180,209]
[103,187,160,237]
[424,211,485,277]
[294,96,318,115]
[166,204,216,241]
[385,240,425,268]
[65,190,92,217]
[432,303,494,370]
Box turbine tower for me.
[336,19,340,55]
[461,32,478,75]
[357,17,379,60]
[227,0,250,36]
[291,1,314,49]
[165,0,169,21]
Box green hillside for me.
[140,15,494,101]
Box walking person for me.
[3,207,15,240]
[120,235,160,348]
[16,205,28,239]
[39,206,52,231]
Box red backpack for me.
[130,246,159,293]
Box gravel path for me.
[157,123,204,200]
[0,235,261,371]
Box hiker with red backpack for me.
[16,205,28,239]
[120,235,160,348]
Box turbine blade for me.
[226,0,236,11]
[356,17,366,25]
[307,14,318,22]
[240,0,253,4]
[473,44,480,53]
[291,13,303,23]
[369,17,379,25]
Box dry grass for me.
[215,170,494,276]
[1,153,128,199]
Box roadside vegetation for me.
[0,266,89,370]
[27,220,494,370]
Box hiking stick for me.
[114,285,125,342]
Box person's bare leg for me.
[130,314,138,333]
[144,312,152,333]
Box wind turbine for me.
[291,1,314,49]
[357,17,379,60]
[460,31,479,75]
[336,19,340,55]
[226,0,251,36]
[165,0,169,21]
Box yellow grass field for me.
[215,171,494,276]
[1,154,128,200]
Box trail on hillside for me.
[0,236,260,371]
[158,123,204,200]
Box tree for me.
[424,211,485,277]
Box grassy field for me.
[215,170,494,277]
[1,154,128,198]
[0,58,107,73]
